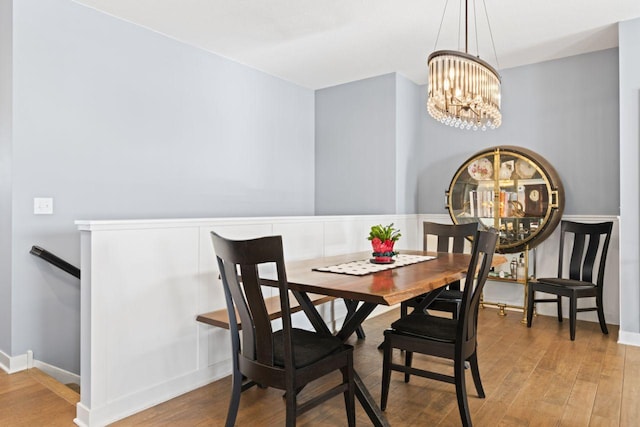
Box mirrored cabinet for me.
[445,146,564,318]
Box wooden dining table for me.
[260,249,506,427]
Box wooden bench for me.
[196,292,335,330]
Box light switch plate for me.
[34,197,53,215]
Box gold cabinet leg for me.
[521,276,529,324]
[497,303,507,316]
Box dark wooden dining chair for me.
[380,229,498,427]
[211,232,355,427]
[526,220,613,341]
[400,221,478,319]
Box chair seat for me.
[273,328,348,368]
[390,313,457,343]
[534,277,596,289]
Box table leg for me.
[337,302,377,342]
[342,302,390,426]
[413,287,446,313]
[292,294,390,426]
[291,290,332,334]
[344,299,367,339]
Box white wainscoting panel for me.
[323,218,370,256]
[273,220,326,261]
[75,215,419,426]
[75,214,621,426]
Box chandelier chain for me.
[482,0,500,70]
[433,0,450,51]
[458,0,463,52]
[474,0,479,56]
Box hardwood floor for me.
[114,308,639,426]
[0,368,78,426]
[3,307,639,426]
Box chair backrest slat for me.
[239,264,274,365]
[219,261,259,359]
[582,233,602,283]
[568,234,585,280]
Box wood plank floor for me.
[113,308,639,427]
[2,307,639,426]
[0,368,78,426]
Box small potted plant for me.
[368,223,401,264]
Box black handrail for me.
[30,246,81,279]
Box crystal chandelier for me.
[427,0,501,131]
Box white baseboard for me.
[74,403,90,427]
[34,359,80,385]
[74,364,226,427]
[618,330,640,347]
[0,350,29,374]
[0,350,79,387]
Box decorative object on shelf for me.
[523,184,548,216]
[510,257,518,279]
[427,0,502,130]
[515,159,536,179]
[368,223,401,264]
[467,157,493,180]
[499,160,515,179]
[517,253,526,280]
[509,200,525,217]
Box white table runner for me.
[313,254,436,276]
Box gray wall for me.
[8,0,315,373]
[417,48,620,216]
[0,0,12,354]
[316,49,619,218]
[315,74,397,215]
[618,18,640,335]
[395,74,421,214]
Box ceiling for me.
[73,0,640,89]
